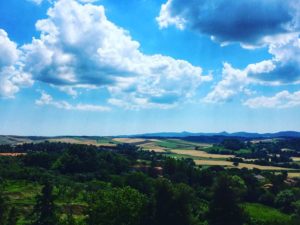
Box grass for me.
[3,180,87,224]
[97,137,119,144]
[243,203,292,225]
[157,140,181,149]
[235,148,252,155]
[4,180,42,218]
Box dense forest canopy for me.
[0,141,299,225]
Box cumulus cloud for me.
[0,29,33,98]
[204,35,300,103]
[36,91,111,111]
[203,63,250,103]
[157,0,300,93]
[248,34,300,83]
[21,0,211,109]
[157,0,299,47]
[244,90,300,109]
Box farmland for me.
[1,135,300,176]
[1,141,300,225]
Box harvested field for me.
[288,173,300,178]
[48,138,116,147]
[194,160,233,166]
[113,138,148,144]
[170,150,234,159]
[142,148,166,153]
[292,157,300,162]
[48,138,97,145]
[0,153,26,157]
[194,159,293,170]
[236,163,292,170]
[139,142,167,153]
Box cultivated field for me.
[292,157,300,162]
[112,138,149,144]
[1,135,299,174]
[287,172,300,178]
[0,153,26,156]
[170,149,234,159]
[48,138,116,147]
[194,159,294,171]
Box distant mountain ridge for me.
[122,131,300,138]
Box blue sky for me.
[0,0,300,136]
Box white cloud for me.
[36,91,111,111]
[156,0,186,30]
[244,90,300,109]
[204,38,300,103]
[248,34,300,83]
[157,0,300,105]
[0,29,33,98]
[203,63,249,103]
[20,0,211,109]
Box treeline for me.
[0,142,300,225]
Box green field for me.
[244,203,292,225]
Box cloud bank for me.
[244,90,300,109]
[17,0,210,108]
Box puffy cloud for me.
[157,0,299,46]
[21,0,210,109]
[244,90,300,109]
[248,34,300,83]
[203,63,249,103]
[205,35,300,103]
[157,0,300,101]
[36,91,110,111]
[0,29,33,98]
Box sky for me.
[0,0,300,136]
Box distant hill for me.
[1,131,300,145]
[123,131,300,139]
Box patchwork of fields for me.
[1,135,300,177]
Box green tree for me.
[153,178,200,225]
[275,190,296,213]
[87,186,147,225]
[7,207,18,225]
[61,207,76,225]
[0,181,8,225]
[30,182,59,225]
[207,175,247,225]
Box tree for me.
[30,182,59,225]
[207,175,247,225]
[221,139,244,151]
[0,181,8,225]
[153,178,200,225]
[275,190,296,213]
[7,207,18,225]
[87,186,147,225]
[61,207,76,225]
